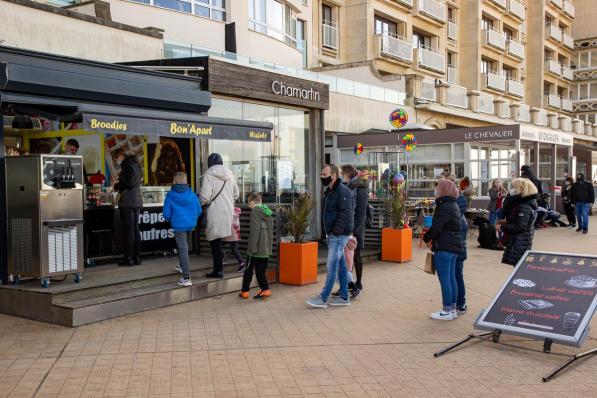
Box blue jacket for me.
[163,184,201,232]
[323,179,354,236]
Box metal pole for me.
[433,331,497,357]
[543,347,597,382]
[0,95,8,284]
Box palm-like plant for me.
[284,193,314,243]
[385,183,407,229]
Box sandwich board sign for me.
[475,251,597,347]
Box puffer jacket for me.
[572,176,595,204]
[423,196,464,254]
[247,204,274,258]
[163,184,201,232]
[456,194,468,260]
[199,165,240,241]
[501,193,538,266]
[323,179,354,237]
[114,155,142,208]
[348,176,369,250]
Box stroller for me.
[536,194,568,228]
[474,217,502,251]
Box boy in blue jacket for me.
[163,172,201,287]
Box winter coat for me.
[247,204,274,258]
[572,179,595,204]
[501,193,538,266]
[163,184,201,232]
[562,184,573,204]
[488,188,499,212]
[199,165,240,241]
[521,166,544,197]
[348,176,369,250]
[223,207,242,242]
[423,196,464,254]
[114,155,142,208]
[456,194,468,260]
[323,179,354,237]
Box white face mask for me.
[509,188,518,195]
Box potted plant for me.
[381,183,412,263]
[279,194,318,285]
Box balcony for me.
[446,84,468,109]
[507,79,524,97]
[546,24,562,42]
[545,58,561,76]
[421,78,437,101]
[376,34,413,63]
[563,0,574,17]
[544,93,561,108]
[562,98,573,112]
[322,22,338,50]
[396,0,414,6]
[488,0,507,8]
[448,21,457,41]
[562,65,574,80]
[482,71,506,91]
[417,0,447,23]
[516,103,531,122]
[563,33,574,49]
[416,46,445,73]
[447,65,457,84]
[478,92,495,114]
[507,38,524,59]
[507,0,525,20]
[484,29,506,51]
[549,0,563,9]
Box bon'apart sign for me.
[475,251,597,347]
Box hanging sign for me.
[389,108,408,129]
[475,251,597,347]
[401,133,417,151]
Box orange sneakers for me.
[254,290,272,299]
[238,291,249,299]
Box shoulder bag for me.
[199,179,227,228]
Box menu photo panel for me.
[475,251,597,347]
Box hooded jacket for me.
[199,164,240,241]
[347,176,369,250]
[520,166,544,197]
[423,196,464,254]
[163,184,201,232]
[114,155,142,208]
[572,174,595,204]
[247,204,274,258]
[501,193,538,266]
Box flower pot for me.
[279,241,319,285]
[381,226,412,263]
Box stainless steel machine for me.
[6,155,84,287]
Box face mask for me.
[509,189,518,195]
[321,176,332,186]
[117,159,123,166]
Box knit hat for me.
[436,178,459,199]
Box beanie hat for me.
[436,178,459,199]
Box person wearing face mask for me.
[306,164,354,308]
[572,173,595,234]
[498,178,539,266]
[561,177,576,229]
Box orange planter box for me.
[381,227,412,263]
[279,241,319,285]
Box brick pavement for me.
[1,228,597,397]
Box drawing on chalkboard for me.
[519,299,554,310]
[563,312,581,329]
[504,314,516,326]
[578,259,586,266]
[513,279,536,288]
[550,258,558,264]
[565,275,597,289]
[563,258,573,266]
[539,256,546,262]
[526,256,535,262]
[592,260,597,266]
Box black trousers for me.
[209,239,224,273]
[354,246,363,289]
[241,257,269,292]
[563,203,576,226]
[120,207,141,260]
[223,241,244,264]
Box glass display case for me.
[141,186,169,206]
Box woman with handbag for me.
[199,153,239,278]
[423,179,464,321]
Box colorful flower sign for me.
[389,109,408,129]
[354,142,364,155]
[401,133,417,152]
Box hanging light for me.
[12,114,33,129]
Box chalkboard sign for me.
[475,251,597,347]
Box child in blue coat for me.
[163,172,201,286]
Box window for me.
[154,0,191,13]
[579,52,589,69]
[502,66,515,80]
[322,4,332,24]
[138,0,225,21]
[375,16,398,37]
[470,144,516,196]
[578,83,589,99]
[447,52,456,67]
[249,0,298,47]
[448,7,455,22]
[481,16,494,31]
[412,30,433,50]
[481,58,495,74]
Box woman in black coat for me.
[115,153,143,266]
[499,178,538,266]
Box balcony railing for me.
[561,98,573,112]
[421,78,437,101]
[417,0,447,23]
[322,21,338,50]
[563,33,574,49]
[562,65,574,80]
[446,84,468,109]
[549,0,563,9]
[508,0,525,20]
[533,108,548,126]
[489,0,507,8]
[546,24,562,42]
[545,93,561,108]
[396,0,414,6]
[507,38,524,59]
[545,58,561,75]
[416,46,445,72]
[478,92,495,114]
[507,79,524,97]
[376,34,413,62]
[516,103,531,122]
[563,0,575,17]
[448,21,457,40]
[483,71,506,91]
[484,29,506,51]
[447,65,457,84]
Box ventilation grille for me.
[48,226,78,273]
[11,218,33,274]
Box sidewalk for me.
[0,227,596,397]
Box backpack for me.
[365,204,374,228]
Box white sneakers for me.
[430,310,455,321]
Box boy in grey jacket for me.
[239,193,274,299]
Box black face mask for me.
[321,176,332,186]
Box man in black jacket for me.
[306,164,354,308]
[115,154,143,266]
[521,165,545,227]
[572,173,595,234]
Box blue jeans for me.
[576,203,591,231]
[434,251,458,311]
[455,255,466,308]
[321,235,350,301]
[489,211,499,226]
[174,231,190,279]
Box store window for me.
[132,0,226,21]
[248,0,299,48]
[470,144,516,196]
[556,146,570,183]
